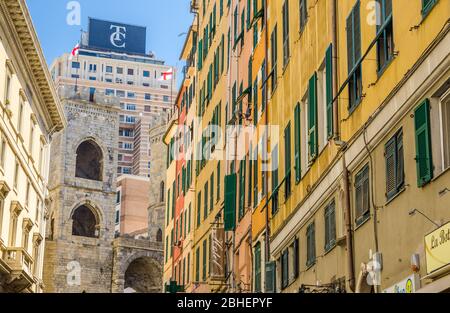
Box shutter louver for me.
[326,44,333,138]
[294,104,301,183]
[224,174,237,231]
[414,99,433,187]
[308,73,318,160]
[265,261,276,293]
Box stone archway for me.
[124,257,162,293]
[111,237,163,293]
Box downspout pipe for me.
[263,0,271,268]
[342,153,355,292]
[331,0,355,292]
[331,0,340,140]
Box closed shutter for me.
[294,104,301,183]
[293,238,299,279]
[281,249,289,289]
[354,1,361,63]
[204,183,208,219]
[224,174,237,231]
[198,39,203,70]
[202,240,207,281]
[355,170,363,222]
[385,137,397,199]
[326,44,333,138]
[210,174,214,211]
[239,159,246,219]
[414,99,433,187]
[197,192,201,227]
[284,123,292,198]
[254,242,261,292]
[308,73,318,160]
[265,261,276,293]
[253,149,258,208]
[217,162,221,201]
[253,79,258,126]
[346,12,354,73]
[396,132,404,190]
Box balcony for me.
[0,240,11,276]
[2,247,35,292]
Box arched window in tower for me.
[156,228,162,242]
[75,140,103,181]
[160,181,165,202]
[72,205,98,238]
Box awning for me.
[416,273,450,293]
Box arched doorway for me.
[72,205,99,238]
[75,140,103,181]
[124,257,162,293]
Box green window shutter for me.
[182,167,186,195]
[202,240,207,281]
[254,242,261,292]
[308,72,318,160]
[294,103,301,183]
[284,123,292,198]
[253,79,258,126]
[422,0,437,16]
[224,174,237,231]
[239,159,246,219]
[217,162,221,201]
[195,248,200,282]
[197,191,201,227]
[253,148,258,208]
[325,44,333,138]
[265,261,276,293]
[210,173,214,212]
[172,181,176,219]
[204,182,209,219]
[188,204,191,232]
[385,136,397,199]
[414,99,433,187]
[198,39,203,70]
[166,189,170,225]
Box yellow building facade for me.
[168,0,450,294]
[0,0,65,293]
[267,0,450,293]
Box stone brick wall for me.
[147,122,167,243]
[43,97,119,293]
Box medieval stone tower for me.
[43,86,119,293]
[147,120,167,243]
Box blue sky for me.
[26,0,193,84]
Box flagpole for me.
[74,28,82,93]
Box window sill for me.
[355,214,371,231]
[282,57,291,74]
[348,97,363,116]
[385,186,406,206]
[324,242,337,256]
[305,261,316,271]
[376,56,395,80]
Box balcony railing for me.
[5,247,34,278]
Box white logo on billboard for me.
[110,25,126,48]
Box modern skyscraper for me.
[49,18,176,177]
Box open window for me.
[75,140,103,181]
[72,205,99,238]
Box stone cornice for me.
[0,180,11,199]
[1,0,66,132]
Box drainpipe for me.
[263,0,271,268]
[331,0,339,140]
[342,153,355,292]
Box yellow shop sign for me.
[424,222,450,274]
